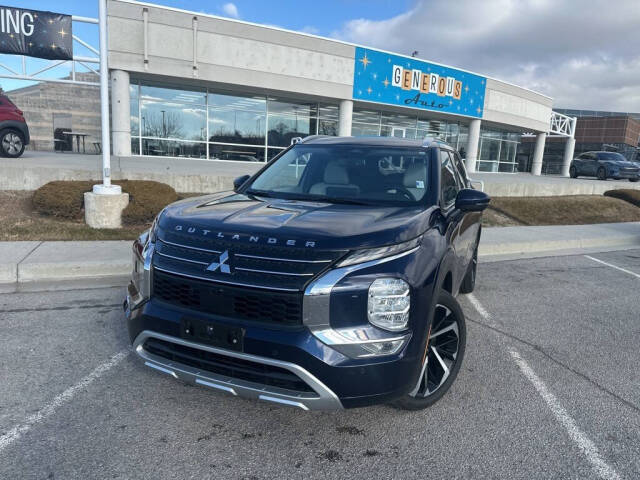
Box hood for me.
[156,192,434,251]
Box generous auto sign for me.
[352,47,487,118]
[0,6,72,61]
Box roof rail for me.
[422,136,451,148]
[291,135,332,145]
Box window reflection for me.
[209,93,266,145]
[141,101,206,141]
[209,144,265,162]
[142,139,206,158]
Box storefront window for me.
[267,98,318,147]
[209,144,264,162]
[208,92,266,145]
[130,83,139,136]
[140,101,206,141]
[141,139,206,158]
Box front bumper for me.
[125,236,435,410]
[133,329,343,411]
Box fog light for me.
[360,339,405,356]
[368,278,410,331]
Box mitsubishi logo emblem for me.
[206,250,231,274]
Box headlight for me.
[368,278,410,331]
[336,237,421,267]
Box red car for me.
[0,94,29,158]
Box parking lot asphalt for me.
[1,249,639,479]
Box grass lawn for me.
[2,190,640,240]
[0,191,149,241]
[484,195,640,227]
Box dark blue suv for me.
[125,136,490,410]
[570,151,640,181]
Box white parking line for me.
[510,349,620,480]
[0,351,129,454]
[584,255,640,279]
[465,294,621,480]
[466,293,494,325]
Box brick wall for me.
[7,73,101,152]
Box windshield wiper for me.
[309,195,374,205]
[245,188,277,198]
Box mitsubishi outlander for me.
[124,136,490,410]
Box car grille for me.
[153,270,303,326]
[152,234,346,292]
[143,337,315,393]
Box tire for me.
[597,167,607,181]
[0,129,25,158]
[392,290,467,410]
[569,166,578,178]
[629,178,639,183]
[459,247,477,294]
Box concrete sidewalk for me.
[1,222,638,292]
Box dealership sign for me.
[352,47,487,118]
[0,6,72,60]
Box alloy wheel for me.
[2,133,22,155]
[409,304,461,398]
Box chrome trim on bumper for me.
[133,330,343,411]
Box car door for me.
[439,149,465,285]
[449,150,479,268]
[583,152,598,176]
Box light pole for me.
[92,0,121,195]
[161,110,166,137]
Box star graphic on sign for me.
[9,33,13,38]
[464,86,469,93]
[396,94,401,101]
[59,28,67,37]
[470,99,474,105]
[48,19,53,24]
[51,43,57,49]
[372,73,377,80]
[476,107,482,114]
[28,42,33,47]
[449,100,453,105]
[367,87,373,95]
[382,77,390,88]
[359,53,371,69]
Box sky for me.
[3,0,639,112]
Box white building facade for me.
[107,0,556,173]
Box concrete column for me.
[338,100,353,137]
[531,132,547,176]
[561,137,576,177]
[465,119,481,173]
[110,69,131,157]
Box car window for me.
[440,150,459,209]
[247,144,432,206]
[597,152,626,161]
[448,151,467,188]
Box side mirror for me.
[233,174,250,191]
[455,188,490,212]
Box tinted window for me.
[440,150,459,209]
[597,152,626,161]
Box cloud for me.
[333,0,640,112]
[221,2,239,19]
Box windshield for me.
[245,144,432,206]
[598,152,627,161]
